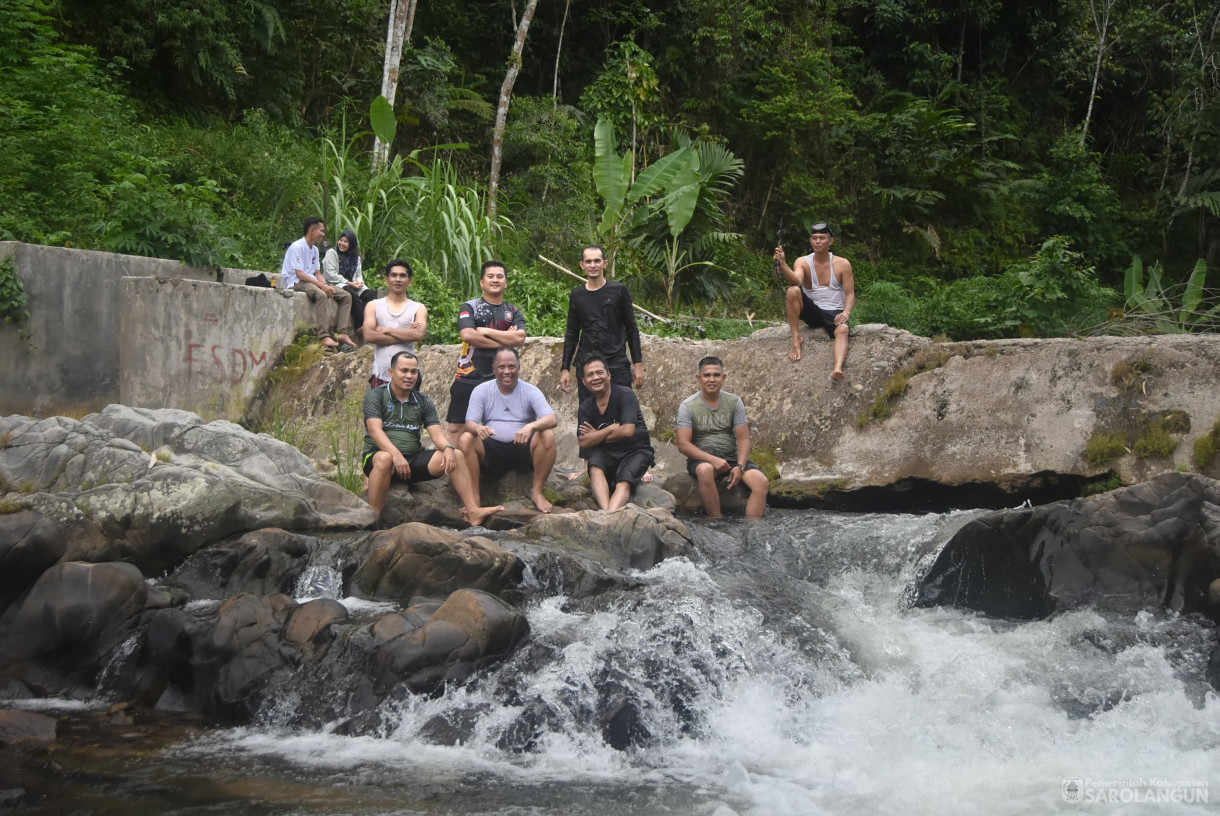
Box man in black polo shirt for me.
[576,355,655,511]
[363,351,502,526]
[446,260,527,438]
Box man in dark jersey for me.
[576,355,655,511]
[446,260,527,438]
[559,244,644,402]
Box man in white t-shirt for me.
[459,346,558,513]
[280,216,357,351]
[363,259,427,387]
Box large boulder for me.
[370,588,529,694]
[0,511,70,616]
[0,406,376,572]
[519,506,692,571]
[166,528,313,600]
[911,472,1220,619]
[0,561,150,692]
[351,523,524,602]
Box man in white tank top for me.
[363,260,428,387]
[774,221,856,380]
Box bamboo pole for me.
[537,255,672,324]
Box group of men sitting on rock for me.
[283,215,856,526]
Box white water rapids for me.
[133,508,1217,816]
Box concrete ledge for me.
[120,277,322,421]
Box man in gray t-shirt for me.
[675,356,769,520]
[458,346,558,513]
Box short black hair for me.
[580,244,607,262]
[481,259,508,278]
[698,356,724,371]
[389,350,422,386]
[384,259,413,278]
[581,354,610,378]
[302,216,324,236]
[493,345,520,364]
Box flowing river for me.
[8,509,1219,815]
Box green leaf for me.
[1182,258,1206,315]
[370,95,397,145]
[627,147,694,203]
[593,116,630,233]
[1123,255,1143,306]
[663,151,703,238]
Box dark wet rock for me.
[283,598,348,650]
[371,588,529,694]
[518,506,692,571]
[0,562,148,692]
[0,511,69,616]
[0,710,58,745]
[663,473,751,516]
[0,406,376,573]
[199,594,297,723]
[912,473,1220,619]
[351,523,524,602]
[167,528,314,599]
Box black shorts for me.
[686,454,761,479]
[482,437,535,477]
[447,377,483,424]
[798,292,846,338]
[362,448,440,483]
[588,446,654,486]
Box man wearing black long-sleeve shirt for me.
[559,244,644,404]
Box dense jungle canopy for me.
[2,0,1218,341]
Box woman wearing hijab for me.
[322,229,378,332]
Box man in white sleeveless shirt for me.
[774,221,856,380]
[362,259,428,387]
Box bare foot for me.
[464,505,503,527]
[321,336,338,348]
[567,465,587,482]
[788,335,803,362]
[831,370,845,381]
[336,333,356,347]
[530,489,554,514]
[642,470,654,483]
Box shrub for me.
[1084,431,1128,465]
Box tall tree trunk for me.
[487,0,540,220]
[552,0,571,104]
[373,0,419,171]
[1080,0,1116,147]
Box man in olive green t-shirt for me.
[362,351,501,526]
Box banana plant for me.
[1123,256,1220,332]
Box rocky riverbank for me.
[250,327,1220,511]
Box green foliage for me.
[1083,431,1128,466]
[1083,257,1220,336]
[97,153,239,267]
[1132,423,1178,459]
[1082,474,1126,496]
[1194,417,1220,471]
[312,114,508,297]
[965,237,1117,338]
[0,258,30,325]
[580,41,665,157]
[1010,136,1130,279]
